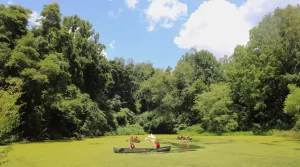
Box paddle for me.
[33,127,47,141]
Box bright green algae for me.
[1,135,300,167]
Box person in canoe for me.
[131,136,134,139]
[155,141,160,149]
[130,142,135,149]
[180,135,190,140]
[134,136,139,140]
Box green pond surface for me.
[1,135,300,167]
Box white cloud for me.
[174,0,300,60]
[108,11,116,18]
[28,11,42,27]
[125,0,139,9]
[240,0,300,27]
[161,18,174,29]
[144,0,188,31]
[108,8,123,19]
[7,0,13,5]
[147,24,155,32]
[109,40,115,49]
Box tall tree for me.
[228,5,300,130]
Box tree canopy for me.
[1,3,300,143]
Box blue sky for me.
[2,0,299,69]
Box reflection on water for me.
[165,142,205,153]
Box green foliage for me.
[0,4,31,48]
[284,84,300,130]
[176,124,204,135]
[40,3,61,34]
[173,60,194,89]
[104,124,146,136]
[227,4,300,130]
[107,57,137,112]
[272,130,300,138]
[193,83,238,134]
[284,84,300,117]
[49,85,108,137]
[135,111,155,132]
[0,89,21,144]
[114,108,136,127]
[135,68,175,113]
[1,2,300,144]
[181,50,224,85]
[294,120,300,131]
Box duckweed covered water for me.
[1,135,300,167]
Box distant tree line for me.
[0,3,300,143]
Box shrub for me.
[104,124,146,136]
[177,124,204,135]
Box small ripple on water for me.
[260,143,277,146]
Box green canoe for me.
[177,136,192,140]
[113,146,171,153]
[130,139,140,143]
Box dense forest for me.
[1,2,300,143]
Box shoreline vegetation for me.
[11,130,300,145]
[1,2,300,150]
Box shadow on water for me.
[88,142,102,145]
[17,139,83,145]
[294,148,300,150]
[162,142,205,153]
[159,141,172,144]
[282,139,300,142]
[158,138,202,143]
[201,140,234,145]
[272,141,282,143]
[260,142,277,146]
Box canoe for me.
[113,146,171,153]
[130,139,140,143]
[177,136,192,140]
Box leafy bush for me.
[136,111,166,133]
[113,108,136,127]
[272,130,300,138]
[222,131,254,136]
[192,83,238,134]
[177,124,204,135]
[293,120,300,131]
[104,124,146,136]
[0,89,21,144]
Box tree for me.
[228,5,300,130]
[0,86,22,143]
[284,84,300,130]
[193,83,238,134]
[0,4,31,48]
[181,50,224,85]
